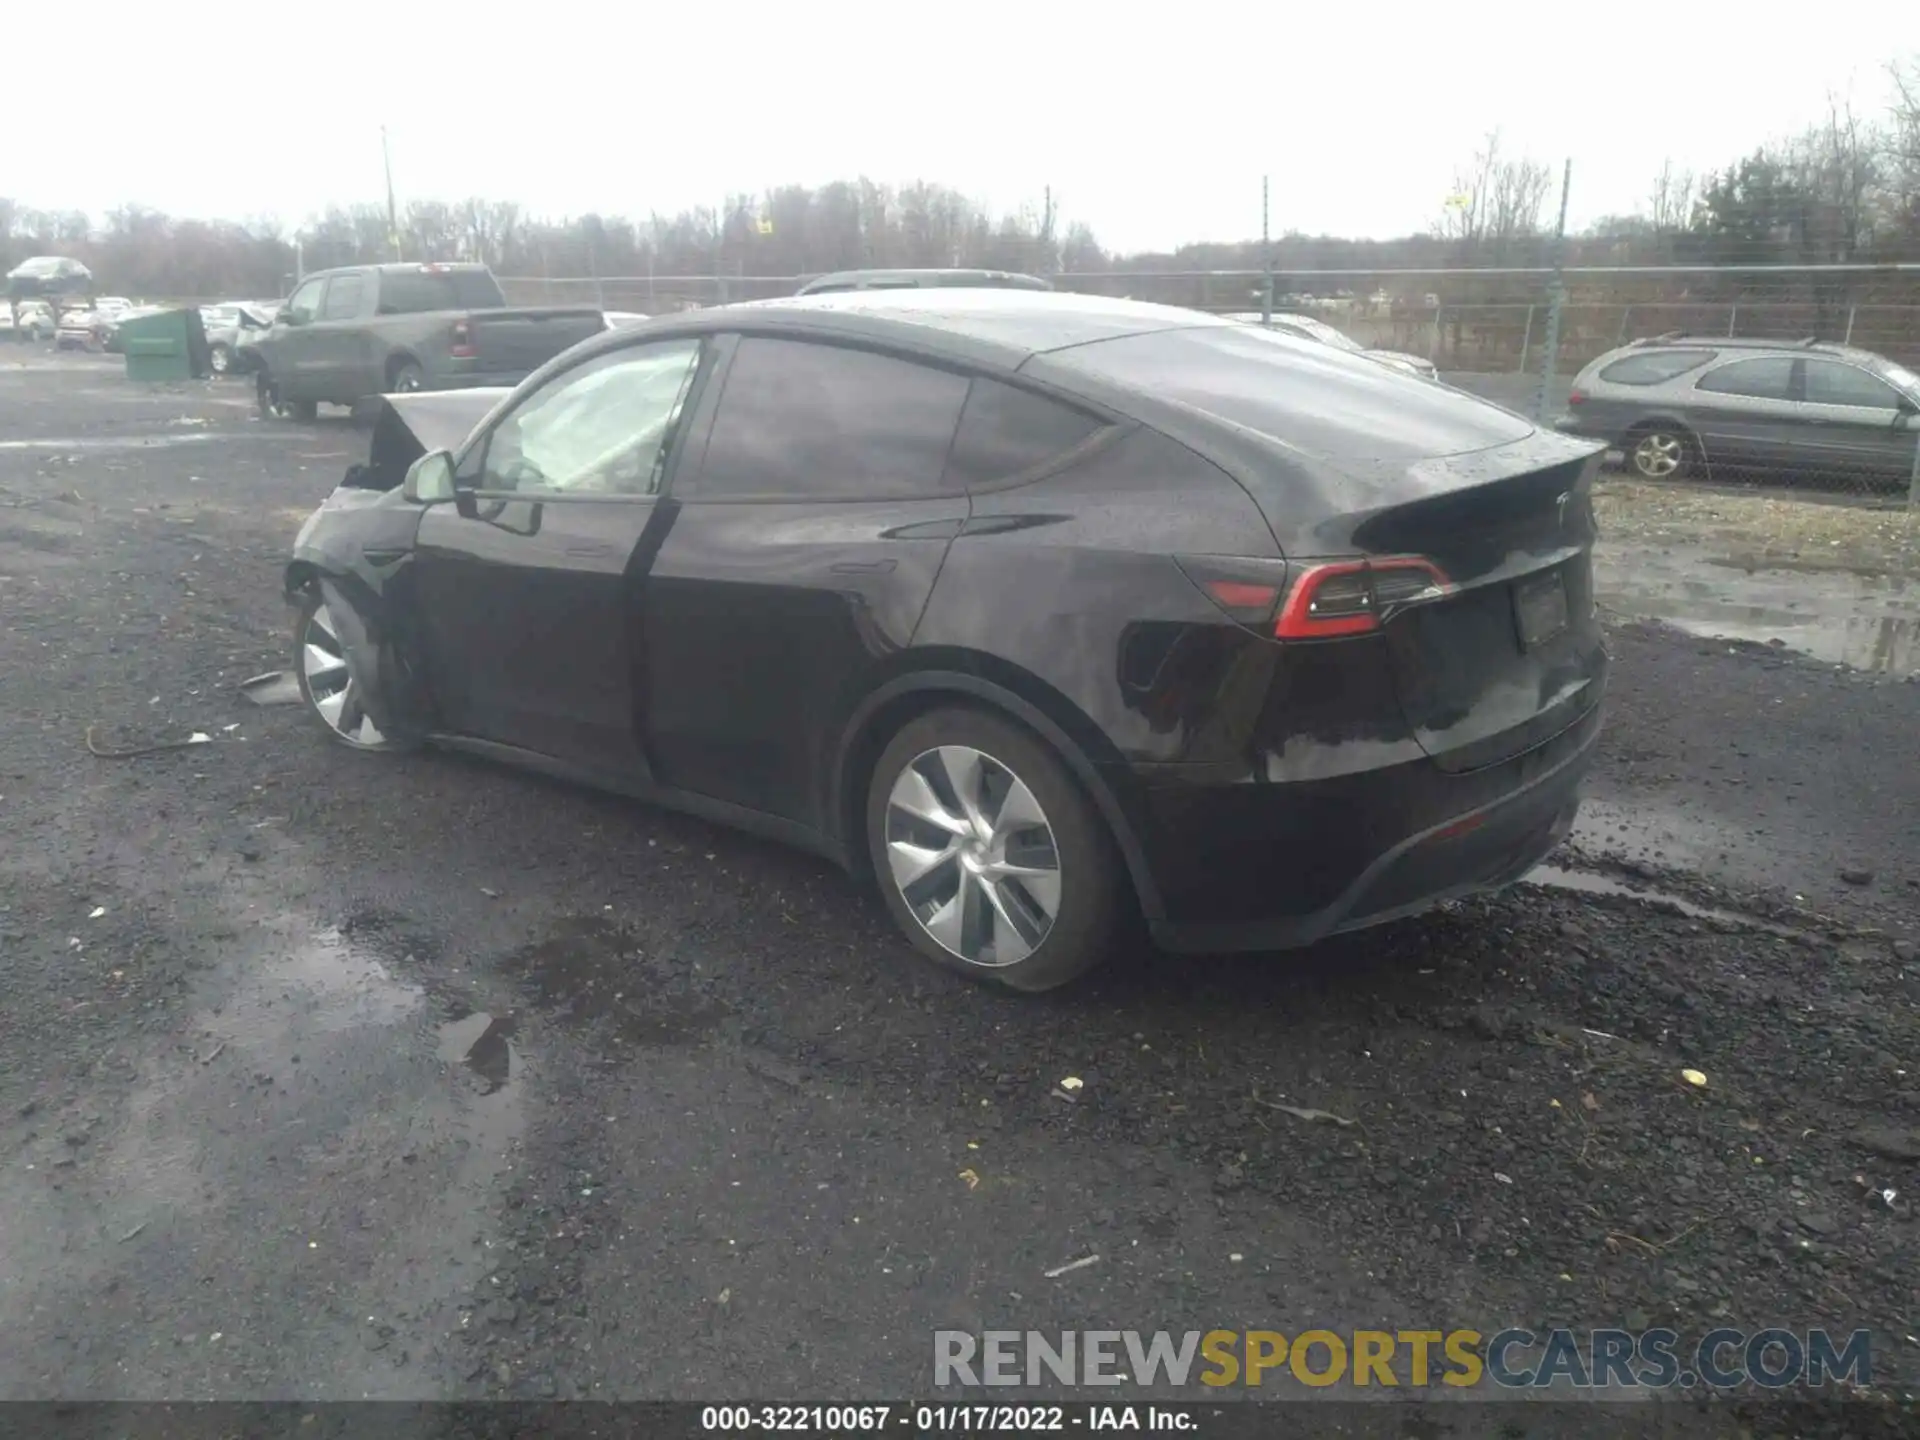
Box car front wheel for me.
[294,590,413,753]
[866,707,1124,993]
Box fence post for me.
[1432,304,1444,366]
[1909,423,1920,513]
[1727,305,1737,337]
[1616,306,1632,344]
[1531,159,1573,424]
[1845,305,1857,345]
[1518,304,1535,374]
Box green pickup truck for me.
[247,262,608,420]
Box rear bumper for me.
[1135,700,1602,955]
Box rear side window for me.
[320,274,365,321]
[693,337,970,500]
[1597,349,1715,385]
[376,268,505,315]
[1694,356,1795,400]
[943,379,1106,489]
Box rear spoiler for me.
[340,387,512,491]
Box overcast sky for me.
[7,3,1909,254]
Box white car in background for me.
[1226,310,1439,381]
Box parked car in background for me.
[795,268,1054,297]
[6,255,92,304]
[1225,311,1439,381]
[1559,334,1920,488]
[284,289,1607,993]
[55,305,111,351]
[250,263,608,420]
[201,301,277,375]
[14,301,58,341]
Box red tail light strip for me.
[1272,557,1453,640]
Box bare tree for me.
[1648,160,1698,232]
[1436,130,1551,257]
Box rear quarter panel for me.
[910,425,1298,768]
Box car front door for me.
[1683,355,1801,479]
[307,269,374,404]
[269,276,329,399]
[1799,359,1917,485]
[639,334,983,831]
[408,335,711,776]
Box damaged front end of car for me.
[284,387,508,741]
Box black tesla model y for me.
[287,290,1608,992]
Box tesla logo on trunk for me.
[1555,491,1572,527]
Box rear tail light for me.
[1176,555,1453,639]
[1173,555,1289,627]
[1567,389,1587,406]
[1274,557,1453,639]
[449,318,476,358]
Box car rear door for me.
[1682,355,1800,478]
[408,335,711,776]
[638,334,974,830]
[1799,358,1916,484]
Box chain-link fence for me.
[499,265,1920,513]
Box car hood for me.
[1365,348,1436,372]
[340,387,512,492]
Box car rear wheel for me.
[294,591,413,754]
[257,371,317,422]
[866,707,1123,993]
[389,360,425,393]
[1627,425,1693,481]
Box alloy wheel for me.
[301,602,388,747]
[1632,432,1684,478]
[883,745,1063,967]
[210,345,229,374]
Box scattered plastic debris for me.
[958,1168,980,1191]
[1682,1069,1709,1088]
[1044,1254,1099,1279]
[479,886,501,899]
[1058,1076,1083,1092]
[238,671,302,707]
[88,906,105,919]
[1253,1096,1357,1127]
[1495,1172,1515,1185]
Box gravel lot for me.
[0,353,1915,1431]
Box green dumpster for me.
[118,307,212,382]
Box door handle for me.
[566,542,615,558]
[830,559,897,574]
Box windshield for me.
[1881,362,1920,397]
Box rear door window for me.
[942,378,1107,489]
[1803,360,1902,410]
[1598,349,1716,385]
[690,337,970,500]
[1694,357,1796,401]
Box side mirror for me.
[1897,394,1919,416]
[276,309,299,327]
[401,449,457,504]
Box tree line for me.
[3,56,1915,307]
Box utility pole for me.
[1532,158,1573,423]
[381,126,401,261]
[1260,175,1274,326]
[1041,184,1056,274]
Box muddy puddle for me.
[1596,543,1920,673]
[1524,864,1817,941]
